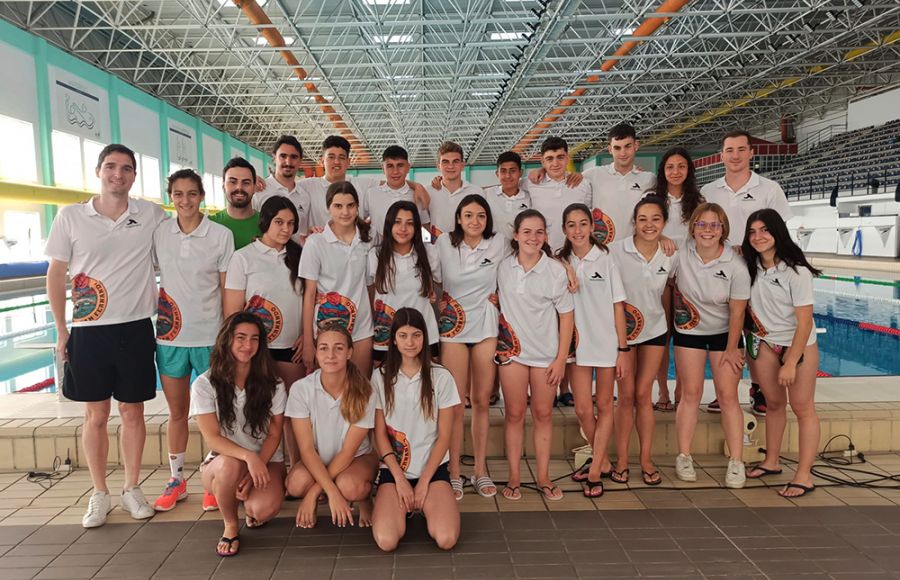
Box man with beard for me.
[253,135,306,218]
[210,157,262,249]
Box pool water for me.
[2,270,899,394]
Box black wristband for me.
[379,452,394,462]
[617,346,632,352]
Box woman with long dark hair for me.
[556,203,629,496]
[300,181,374,375]
[609,196,677,486]
[435,193,506,500]
[285,323,378,528]
[742,209,821,497]
[371,308,460,551]
[497,209,574,501]
[368,200,440,361]
[224,195,303,463]
[191,312,286,557]
[652,147,704,412]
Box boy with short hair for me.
[426,141,485,239]
[483,151,531,241]
[361,145,431,238]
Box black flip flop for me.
[216,536,239,557]
[583,479,604,498]
[641,470,662,486]
[747,466,783,479]
[779,483,815,497]
[610,468,629,484]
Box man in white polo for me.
[46,144,167,528]
[253,134,307,218]
[701,129,793,415]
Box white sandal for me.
[450,478,464,501]
[470,475,497,498]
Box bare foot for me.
[357,498,374,528]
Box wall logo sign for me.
[55,80,101,139]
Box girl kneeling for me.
[285,323,378,528]
[191,312,287,557]
[372,308,461,551]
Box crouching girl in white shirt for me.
[191,312,287,557]
[371,307,461,552]
[285,323,378,528]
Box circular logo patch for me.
[246,295,284,344]
[624,303,644,342]
[71,273,108,323]
[673,287,700,331]
[496,314,522,359]
[156,288,182,341]
[438,292,466,338]
[592,208,616,245]
[373,299,396,348]
[316,292,358,334]
[386,425,411,471]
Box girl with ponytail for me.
[285,323,378,528]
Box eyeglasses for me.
[693,220,723,231]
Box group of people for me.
[45,124,822,557]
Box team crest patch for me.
[316,292,358,333]
[624,303,644,342]
[429,224,444,244]
[745,305,767,337]
[673,287,701,331]
[386,425,411,471]
[438,292,466,338]
[592,208,616,245]
[373,299,396,348]
[496,314,522,359]
[156,288,182,341]
[245,295,284,344]
[71,273,108,322]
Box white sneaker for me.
[82,490,111,528]
[725,458,746,489]
[675,453,697,482]
[121,486,155,520]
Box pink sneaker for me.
[153,478,187,512]
[202,490,219,512]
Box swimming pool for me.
[1,269,898,394]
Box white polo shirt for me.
[225,240,302,349]
[45,197,166,327]
[189,371,287,462]
[497,254,574,367]
[252,176,309,243]
[483,186,531,242]
[565,246,626,366]
[372,365,460,479]
[700,172,793,246]
[584,164,656,244]
[661,193,691,247]
[284,369,375,465]
[153,216,234,346]
[298,224,373,341]
[361,181,431,242]
[610,238,677,345]
[525,176,593,252]
[748,261,816,347]
[426,180,484,239]
[367,245,441,350]
[298,175,376,234]
[435,233,506,343]
[673,241,751,335]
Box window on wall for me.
[0,115,38,183]
[51,130,84,189]
[138,154,161,199]
[82,139,105,192]
[203,173,224,209]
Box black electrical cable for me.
[26,455,71,491]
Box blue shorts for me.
[156,344,213,378]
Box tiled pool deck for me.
[3,454,900,579]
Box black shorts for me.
[673,330,744,352]
[373,343,440,362]
[377,462,450,488]
[269,347,298,363]
[634,332,668,347]
[63,318,156,403]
